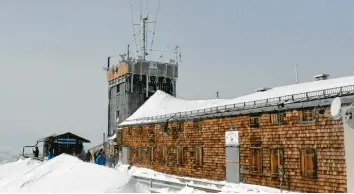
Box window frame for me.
[192,119,202,130]
[250,147,263,174]
[149,147,154,163]
[194,147,203,167]
[299,109,316,123]
[116,84,120,95]
[249,115,260,128]
[270,147,284,176]
[270,112,284,125]
[299,147,317,179]
[161,147,168,165]
[176,146,184,165]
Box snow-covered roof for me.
[120,75,354,126]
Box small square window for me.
[249,115,260,128]
[270,113,284,125]
[193,119,202,130]
[299,109,316,122]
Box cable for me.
[150,0,160,50]
[130,2,139,54]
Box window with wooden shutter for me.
[161,147,168,165]
[177,122,184,132]
[194,147,203,167]
[249,115,260,128]
[193,119,202,130]
[270,148,284,176]
[251,147,262,174]
[299,109,316,122]
[149,147,154,162]
[300,147,317,179]
[270,112,284,125]
[176,147,184,165]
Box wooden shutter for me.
[251,148,262,173]
[300,147,317,179]
[177,147,184,165]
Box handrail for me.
[120,84,354,126]
[22,140,44,159]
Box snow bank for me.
[115,164,297,193]
[0,154,145,193]
[121,75,354,125]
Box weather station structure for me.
[104,2,181,138]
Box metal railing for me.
[120,85,354,126]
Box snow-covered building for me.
[116,74,354,193]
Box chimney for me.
[256,87,272,92]
[314,74,329,81]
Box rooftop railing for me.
[119,85,354,126]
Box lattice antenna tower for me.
[129,0,181,64]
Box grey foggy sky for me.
[1,0,354,150]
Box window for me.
[300,147,317,179]
[149,147,154,162]
[270,148,284,176]
[251,147,262,174]
[270,112,284,125]
[137,125,143,133]
[162,123,168,134]
[176,147,184,165]
[127,126,132,135]
[193,119,202,130]
[194,147,203,167]
[148,124,154,134]
[177,122,184,132]
[116,85,120,94]
[161,147,168,165]
[116,111,120,123]
[299,109,316,122]
[249,115,260,127]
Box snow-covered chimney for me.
[314,74,329,81]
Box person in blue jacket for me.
[95,149,106,166]
[48,151,53,160]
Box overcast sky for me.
[1,0,354,151]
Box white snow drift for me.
[0,154,142,193]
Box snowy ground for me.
[115,164,297,193]
[0,155,298,193]
[0,154,147,193]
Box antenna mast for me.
[140,16,148,60]
[295,64,299,84]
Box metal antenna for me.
[140,16,148,60]
[295,64,299,84]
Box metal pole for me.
[103,132,105,145]
[127,44,130,61]
[295,64,298,84]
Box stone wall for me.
[120,107,347,192]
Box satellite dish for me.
[330,97,342,118]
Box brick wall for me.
[120,107,347,192]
